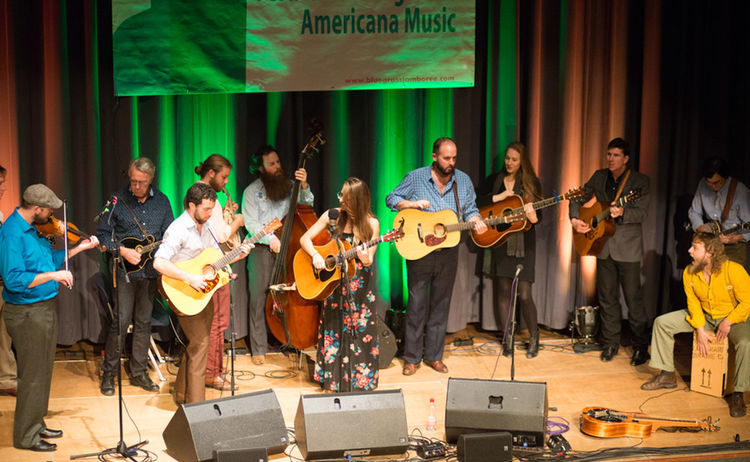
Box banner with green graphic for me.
[112,0,475,96]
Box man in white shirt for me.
[154,183,250,403]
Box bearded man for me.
[241,145,313,364]
[641,232,750,418]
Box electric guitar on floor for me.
[120,235,162,274]
[572,189,642,256]
[580,406,718,438]
[471,188,584,248]
[158,218,281,316]
[293,228,404,300]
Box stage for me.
[0,327,748,461]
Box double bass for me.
[264,125,327,349]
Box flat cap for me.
[23,184,63,209]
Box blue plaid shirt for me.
[385,166,480,220]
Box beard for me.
[688,256,709,274]
[432,161,454,177]
[261,168,292,202]
[208,177,223,193]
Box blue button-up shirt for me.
[0,208,66,304]
[385,166,481,220]
[95,186,174,278]
[241,178,314,245]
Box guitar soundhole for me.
[433,223,446,237]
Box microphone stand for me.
[73,198,147,460]
[507,269,521,382]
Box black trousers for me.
[246,245,274,355]
[596,256,649,348]
[4,299,57,448]
[403,247,458,364]
[101,273,156,376]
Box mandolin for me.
[293,228,404,301]
[580,406,719,438]
[120,235,161,274]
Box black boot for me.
[502,338,512,357]
[526,330,539,358]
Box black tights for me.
[493,276,538,342]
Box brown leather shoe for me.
[205,376,238,391]
[729,392,747,418]
[641,371,677,390]
[424,360,449,373]
[402,362,420,376]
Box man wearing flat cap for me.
[0,184,100,452]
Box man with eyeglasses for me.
[688,156,750,267]
[95,157,174,395]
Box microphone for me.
[94,197,114,223]
[328,208,340,237]
[514,264,524,278]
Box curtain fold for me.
[3,0,749,344]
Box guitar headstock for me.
[382,228,405,243]
[563,187,586,202]
[263,217,283,235]
[699,417,720,432]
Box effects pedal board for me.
[417,442,447,459]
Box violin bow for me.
[62,200,71,289]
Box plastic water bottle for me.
[426,398,437,431]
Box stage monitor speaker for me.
[214,447,268,462]
[457,432,513,462]
[445,378,547,448]
[377,315,397,368]
[162,389,288,462]
[294,389,409,460]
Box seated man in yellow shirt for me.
[641,232,750,418]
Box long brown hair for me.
[693,232,728,274]
[503,142,541,202]
[195,154,232,178]
[337,177,374,243]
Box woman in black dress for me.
[477,142,542,358]
[299,177,380,391]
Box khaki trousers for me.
[175,300,214,403]
[649,309,750,392]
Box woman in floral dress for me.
[299,177,380,391]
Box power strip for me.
[417,442,448,459]
[453,337,474,347]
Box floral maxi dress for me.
[314,233,379,391]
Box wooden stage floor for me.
[0,328,748,461]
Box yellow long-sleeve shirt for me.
[683,259,750,329]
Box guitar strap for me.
[452,177,463,222]
[612,170,631,204]
[118,194,151,238]
[721,178,738,226]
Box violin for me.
[35,215,92,246]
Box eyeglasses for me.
[130,179,150,187]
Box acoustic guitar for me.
[572,189,642,256]
[120,235,162,274]
[293,228,404,301]
[392,209,479,260]
[580,406,718,438]
[471,188,584,248]
[158,218,281,316]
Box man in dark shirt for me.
[569,138,650,366]
[95,157,174,395]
